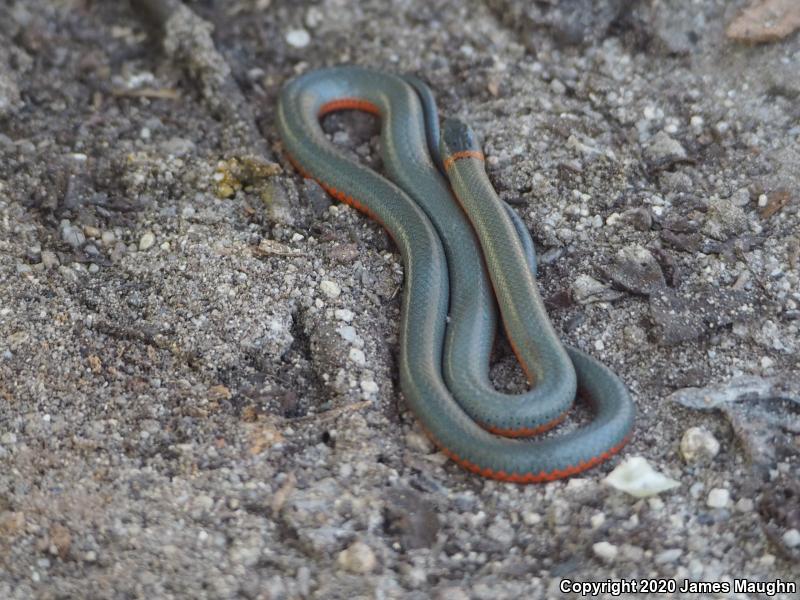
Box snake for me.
[276,66,634,482]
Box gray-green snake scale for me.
[276,65,634,482]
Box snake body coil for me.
[277,66,634,482]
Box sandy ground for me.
[1,0,799,598]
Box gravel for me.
[1,0,799,598]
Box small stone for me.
[334,308,354,322]
[138,231,155,251]
[83,225,101,238]
[305,6,324,28]
[337,541,376,574]
[621,207,652,231]
[782,528,800,548]
[736,498,755,512]
[549,79,566,95]
[348,348,366,366]
[286,29,311,48]
[604,456,680,497]
[655,549,682,565]
[644,131,687,165]
[571,274,625,304]
[592,541,618,561]
[360,379,378,395]
[731,188,751,207]
[405,430,434,454]
[680,426,720,464]
[60,222,85,249]
[487,519,515,545]
[522,511,541,525]
[338,325,356,343]
[604,244,665,296]
[590,513,606,529]
[101,231,116,245]
[707,488,730,508]
[42,250,61,269]
[320,280,341,299]
[702,196,748,241]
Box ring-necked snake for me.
[276,66,634,482]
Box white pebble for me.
[706,488,730,508]
[139,231,155,250]
[348,348,365,366]
[286,29,311,48]
[522,512,541,525]
[782,528,800,548]
[655,548,683,564]
[337,541,376,573]
[320,280,341,299]
[334,308,354,322]
[680,426,720,464]
[592,541,618,561]
[360,379,378,394]
[604,456,680,498]
[590,513,605,529]
[338,325,356,343]
[405,430,434,454]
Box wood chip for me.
[727,0,800,44]
[759,189,792,219]
[111,87,180,100]
[256,239,309,257]
[270,472,296,513]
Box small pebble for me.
[549,79,566,95]
[60,222,85,249]
[522,511,541,526]
[360,380,378,395]
[320,280,341,299]
[604,456,680,497]
[655,548,683,564]
[592,541,618,561]
[337,541,376,573]
[348,348,365,366]
[338,325,356,342]
[680,426,720,464]
[782,529,800,548]
[405,430,434,454]
[42,250,60,269]
[590,513,605,529]
[286,29,311,48]
[334,308,354,322]
[706,488,730,508]
[139,231,155,251]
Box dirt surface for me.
[1,0,799,598]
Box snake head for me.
[440,118,481,156]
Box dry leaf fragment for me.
[727,0,800,44]
[759,189,792,219]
